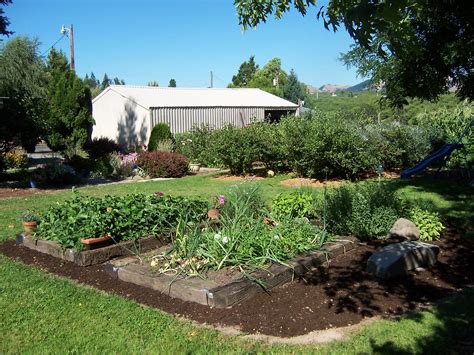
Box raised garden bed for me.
[105,236,357,308]
[16,234,165,266]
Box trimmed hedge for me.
[137,151,188,178]
[148,123,173,151]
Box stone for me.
[367,241,440,279]
[388,218,420,241]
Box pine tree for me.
[90,72,98,88]
[101,73,110,90]
[282,69,305,104]
[44,48,93,159]
[168,79,176,87]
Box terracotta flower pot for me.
[207,208,220,219]
[22,221,38,235]
[80,235,113,250]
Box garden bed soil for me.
[0,187,63,199]
[105,237,357,308]
[1,224,473,338]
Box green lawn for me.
[1,174,473,353]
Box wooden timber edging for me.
[16,234,164,266]
[106,236,358,308]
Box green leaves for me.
[36,193,208,249]
[409,207,445,242]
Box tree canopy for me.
[0,36,48,151]
[231,55,259,87]
[169,79,176,87]
[0,0,12,38]
[234,0,474,106]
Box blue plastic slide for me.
[400,143,462,178]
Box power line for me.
[40,34,66,57]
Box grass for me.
[0,173,473,353]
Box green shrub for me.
[36,192,208,249]
[33,162,79,186]
[84,137,121,160]
[148,123,173,151]
[408,207,445,241]
[211,124,263,175]
[137,151,188,178]
[272,190,313,220]
[174,125,220,166]
[280,113,377,179]
[410,101,474,168]
[320,182,403,240]
[1,150,28,170]
[362,122,432,170]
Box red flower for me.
[155,191,164,196]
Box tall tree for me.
[230,55,259,87]
[0,36,48,151]
[148,80,159,87]
[101,73,110,90]
[248,57,287,97]
[282,69,305,104]
[44,48,93,159]
[168,79,176,87]
[234,0,474,106]
[89,72,98,88]
[0,0,13,38]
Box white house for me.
[92,85,298,148]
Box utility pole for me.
[210,71,213,88]
[60,24,75,71]
[69,24,75,71]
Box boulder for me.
[367,241,440,279]
[388,218,420,241]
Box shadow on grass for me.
[369,288,474,354]
[383,176,473,232]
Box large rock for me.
[367,241,440,279]
[388,218,420,241]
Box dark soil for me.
[1,224,473,338]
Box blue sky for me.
[5,0,363,88]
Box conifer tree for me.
[44,48,93,159]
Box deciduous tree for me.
[234,0,474,106]
[0,36,48,151]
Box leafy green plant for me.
[319,182,403,240]
[174,124,220,166]
[151,183,327,276]
[272,190,313,220]
[35,192,208,249]
[20,210,40,223]
[409,207,445,241]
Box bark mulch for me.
[1,224,472,337]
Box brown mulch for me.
[0,187,64,199]
[280,178,346,188]
[280,172,400,188]
[1,225,473,338]
[213,175,265,182]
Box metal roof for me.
[93,85,298,109]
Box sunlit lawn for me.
[0,173,472,353]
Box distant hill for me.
[347,79,373,92]
[318,84,350,93]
